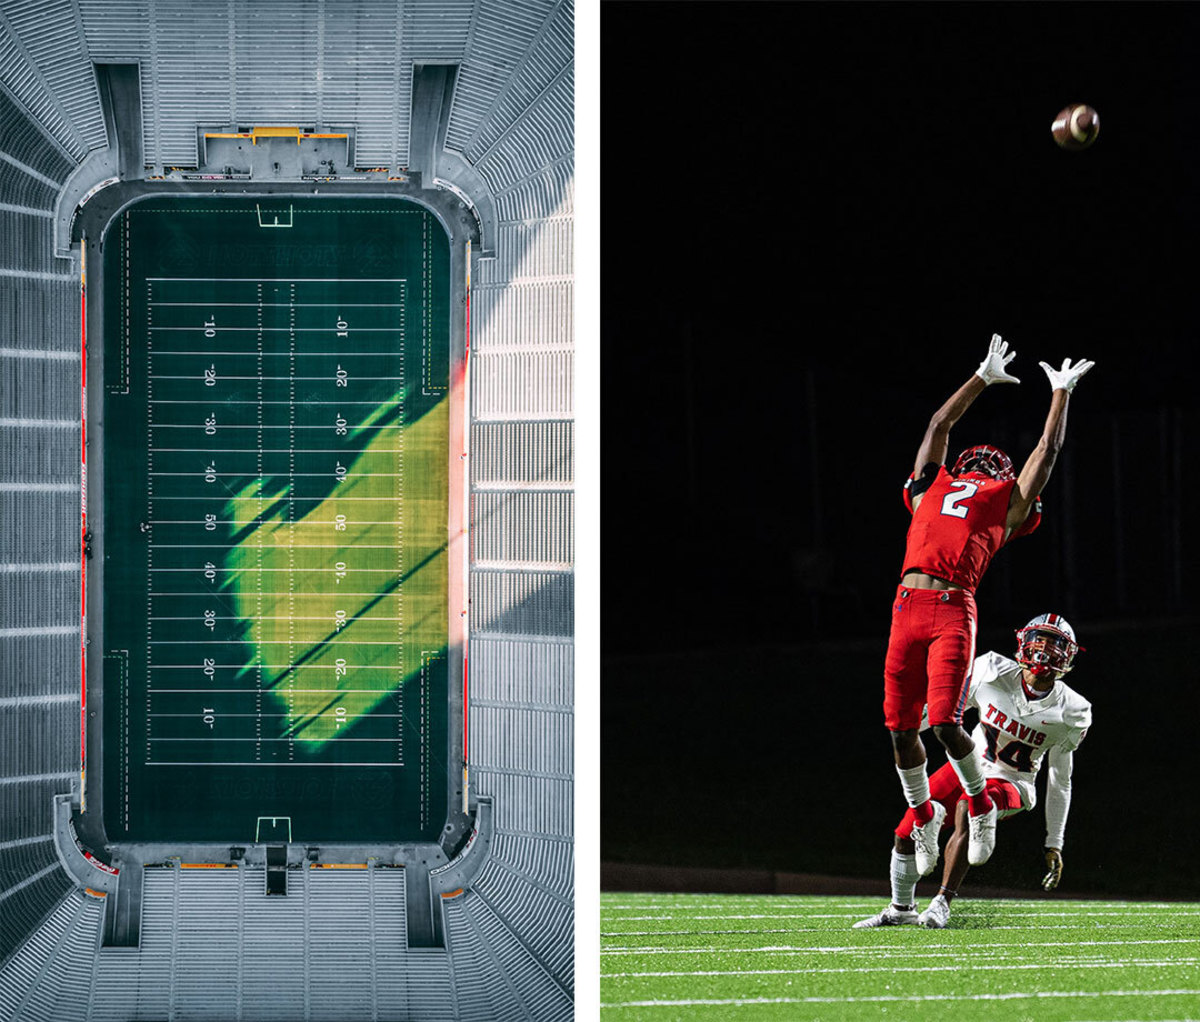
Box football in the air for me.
[1051,103,1100,151]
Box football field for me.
[97,196,450,843]
[601,892,1200,1020]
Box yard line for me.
[603,959,1200,978]
[610,910,1200,921]
[150,448,390,453]
[600,937,1200,955]
[149,640,402,645]
[149,405,393,410]
[149,616,402,621]
[149,737,401,742]
[148,302,404,308]
[148,667,400,672]
[601,990,1200,1008]
[150,712,403,717]
[146,277,407,282]
[149,326,401,332]
[147,762,404,767]
[150,689,400,693]
[150,545,403,549]
[145,422,403,424]
[148,378,405,383]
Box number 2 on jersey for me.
[940,480,978,519]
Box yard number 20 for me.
[939,481,978,519]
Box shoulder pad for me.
[903,462,940,514]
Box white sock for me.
[949,748,986,797]
[890,849,919,908]
[896,763,930,808]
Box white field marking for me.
[150,448,393,453]
[150,545,402,550]
[149,401,392,407]
[600,938,1200,955]
[147,497,405,501]
[610,910,1200,921]
[148,666,401,671]
[146,277,407,283]
[602,959,1200,978]
[146,520,402,525]
[150,326,401,332]
[147,762,402,767]
[150,640,402,645]
[148,638,398,647]
[148,737,400,742]
[0,347,79,359]
[148,302,404,308]
[149,616,402,621]
[150,712,401,718]
[601,991,1200,1008]
[149,689,400,694]
[607,923,1194,935]
[601,899,1199,911]
[149,377,404,383]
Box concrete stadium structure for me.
[0,1,574,1019]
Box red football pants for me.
[895,761,1023,839]
[883,584,977,731]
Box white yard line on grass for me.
[601,938,1200,955]
[606,910,1200,921]
[603,959,1200,978]
[601,990,1200,1008]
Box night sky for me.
[602,2,1197,658]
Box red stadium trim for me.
[80,238,88,812]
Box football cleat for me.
[918,894,951,929]
[910,800,946,876]
[967,804,998,865]
[852,904,919,929]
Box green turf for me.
[99,196,450,843]
[601,892,1200,1021]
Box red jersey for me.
[900,466,1016,591]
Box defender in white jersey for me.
[854,613,1091,929]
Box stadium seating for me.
[0,0,574,1017]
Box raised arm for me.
[1007,357,1095,536]
[911,335,1019,505]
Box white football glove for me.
[975,334,1020,385]
[1042,848,1064,891]
[1039,357,1095,393]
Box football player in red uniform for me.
[884,335,1093,879]
[855,613,1090,929]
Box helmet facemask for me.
[952,444,1015,482]
[1015,625,1082,680]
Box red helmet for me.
[952,444,1014,481]
[1015,613,1083,678]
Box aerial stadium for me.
[0,2,574,1019]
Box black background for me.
[602,2,1199,897]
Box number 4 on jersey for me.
[981,722,1035,772]
[940,480,978,519]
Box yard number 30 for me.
[939,481,978,519]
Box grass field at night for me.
[600,892,1200,1020]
